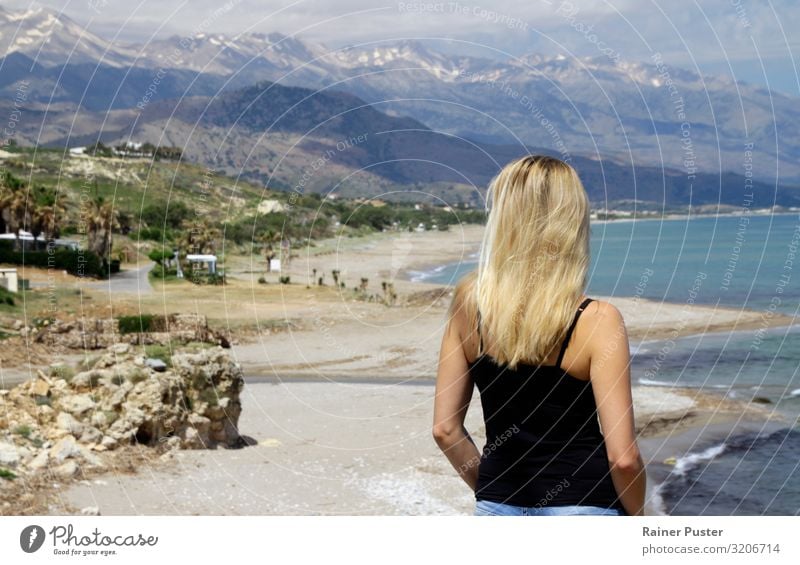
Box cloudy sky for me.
[6,0,800,95]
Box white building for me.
[0,268,18,293]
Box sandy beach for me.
[1,223,796,515]
[49,379,782,516]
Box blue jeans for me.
[474,499,623,516]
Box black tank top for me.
[470,297,626,513]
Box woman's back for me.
[467,296,626,512]
[433,155,645,517]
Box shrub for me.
[118,314,155,334]
[127,368,149,384]
[49,364,75,381]
[0,241,106,278]
[199,388,219,407]
[0,468,17,480]
[132,227,173,242]
[188,271,225,285]
[144,344,172,367]
[140,200,191,230]
[0,287,14,306]
[77,355,100,372]
[148,249,174,265]
[149,265,178,280]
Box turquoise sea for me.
[416,213,800,515]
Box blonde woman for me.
[433,155,646,516]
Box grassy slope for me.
[2,147,276,225]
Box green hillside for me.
[0,147,485,264]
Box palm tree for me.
[177,218,222,280]
[0,172,30,250]
[85,196,120,266]
[261,229,281,271]
[178,218,221,255]
[30,185,67,246]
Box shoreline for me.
[2,223,798,515]
[639,416,791,516]
[27,378,787,516]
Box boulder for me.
[79,426,103,444]
[27,450,49,470]
[145,358,167,372]
[54,460,79,478]
[0,442,20,468]
[56,412,85,437]
[50,436,81,463]
[59,394,96,416]
[0,340,246,484]
[30,377,51,397]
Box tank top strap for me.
[555,297,594,368]
[476,308,485,354]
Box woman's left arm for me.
[433,305,481,492]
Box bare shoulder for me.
[447,271,478,336]
[582,299,628,346]
[584,299,625,324]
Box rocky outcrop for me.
[0,343,245,482]
[25,314,230,349]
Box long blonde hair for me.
[456,155,590,369]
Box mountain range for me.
[1,5,799,206]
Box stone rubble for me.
[0,343,245,484]
[25,314,231,349]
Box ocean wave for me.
[648,484,670,516]
[407,264,449,283]
[637,378,674,387]
[672,442,728,477]
[658,428,800,515]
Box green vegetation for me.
[4,148,485,242]
[144,344,173,367]
[102,410,119,426]
[1,147,486,289]
[149,266,180,281]
[127,368,149,384]
[198,388,219,407]
[148,248,175,265]
[13,425,32,438]
[0,286,14,307]
[0,468,17,480]
[86,141,183,161]
[77,355,101,372]
[147,247,182,280]
[118,314,157,334]
[0,240,106,277]
[49,364,76,381]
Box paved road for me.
[78,261,155,294]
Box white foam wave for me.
[408,263,452,283]
[638,378,673,387]
[672,443,727,477]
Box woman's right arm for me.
[587,302,646,516]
